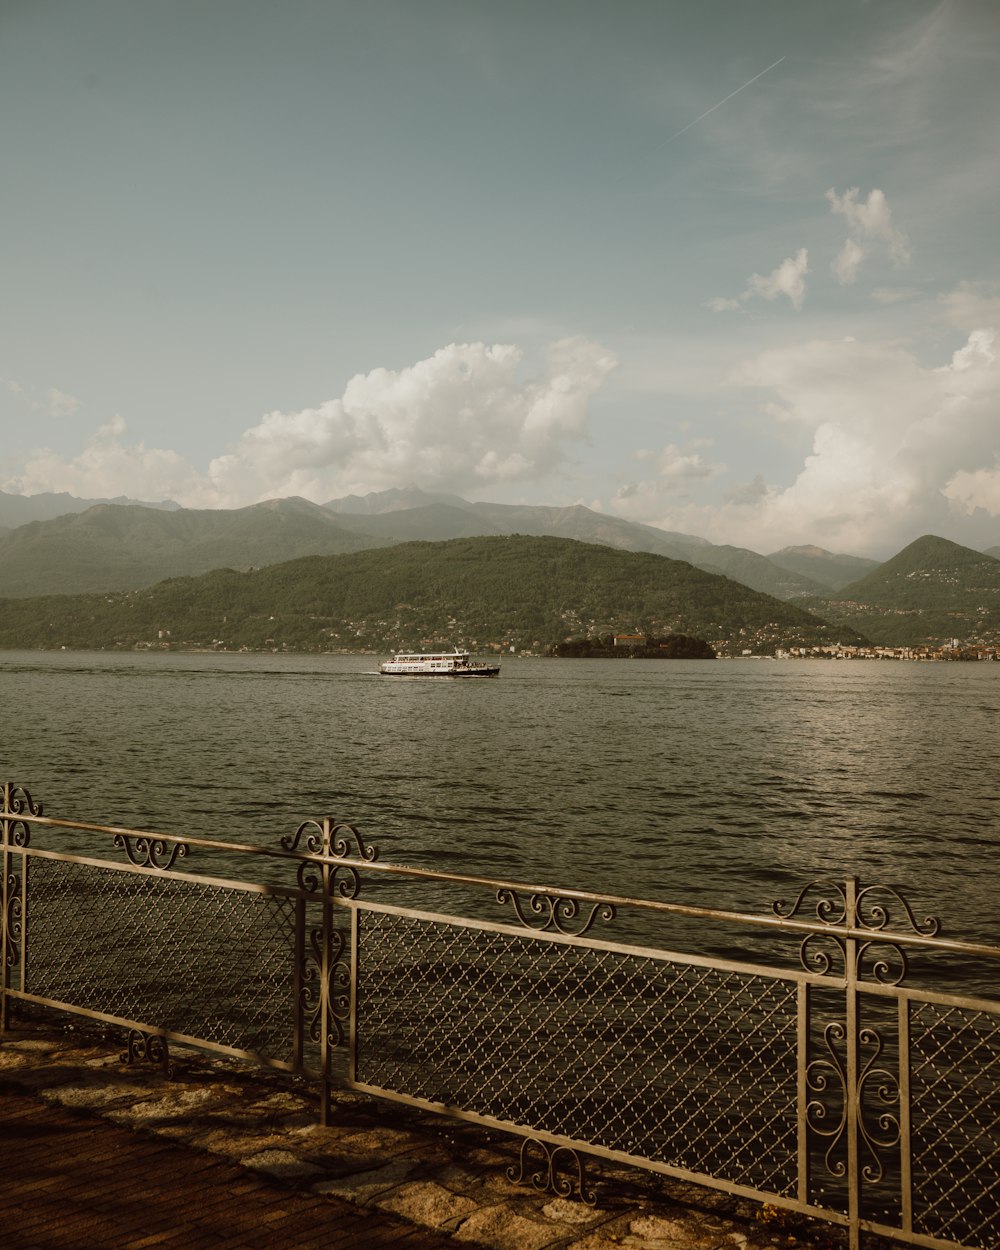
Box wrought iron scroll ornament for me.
[281,818,379,861]
[772,880,848,926]
[772,879,940,982]
[805,1022,901,1187]
[805,1021,849,1179]
[1,783,42,819]
[120,1029,173,1076]
[113,834,189,871]
[282,819,379,899]
[772,879,940,937]
[496,889,616,937]
[507,1137,597,1206]
[856,940,909,987]
[3,871,22,968]
[855,1027,902,1184]
[1,783,42,848]
[301,926,352,1049]
[854,884,940,939]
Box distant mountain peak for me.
[884,533,999,568]
[772,544,834,559]
[323,485,469,515]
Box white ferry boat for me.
[379,649,501,678]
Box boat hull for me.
[379,666,500,677]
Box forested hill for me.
[0,498,385,595]
[0,534,862,656]
[804,535,1000,646]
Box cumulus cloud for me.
[832,238,865,285]
[634,441,725,484]
[827,187,911,284]
[710,249,809,313]
[610,327,1000,556]
[945,466,1000,516]
[5,416,212,505]
[207,337,615,504]
[612,441,726,522]
[4,339,617,508]
[745,248,810,309]
[710,189,909,311]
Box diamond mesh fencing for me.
[353,908,800,1196]
[6,803,999,1250]
[24,858,299,1060]
[909,1001,1000,1250]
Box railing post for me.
[318,817,333,1126]
[845,877,861,1250]
[291,896,305,1073]
[796,979,810,1207]
[898,996,913,1239]
[1,784,10,1037]
[1,783,35,1039]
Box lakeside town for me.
[773,641,1000,661]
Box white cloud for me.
[827,187,911,284]
[945,465,1000,516]
[4,339,617,509]
[941,281,1000,332]
[745,248,809,309]
[634,442,725,484]
[710,248,809,313]
[5,416,211,504]
[609,327,1000,556]
[208,337,615,504]
[833,238,865,286]
[613,442,726,521]
[2,377,81,417]
[46,387,80,417]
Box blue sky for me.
[3,0,999,556]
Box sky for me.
[2,0,999,558]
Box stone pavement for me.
[2,1087,455,1250]
[0,1019,846,1250]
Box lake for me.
[2,650,998,955]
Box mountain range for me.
[0,488,997,649]
[0,485,876,600]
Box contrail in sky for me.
[664,56,786,144]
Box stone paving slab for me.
[0,1020,850,1250]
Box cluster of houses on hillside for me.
[773,642,999,661]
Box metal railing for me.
[2,781,998,1250]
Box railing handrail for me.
[7,809,1000,962]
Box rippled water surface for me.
[3,651,998,946]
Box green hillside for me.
[0,535,861,656]
[0,498,389,595]
[804,535,1000,645]
[767,544,880,590]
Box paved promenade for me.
[0,1020,843,1250]
[2,1086,454,1249]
